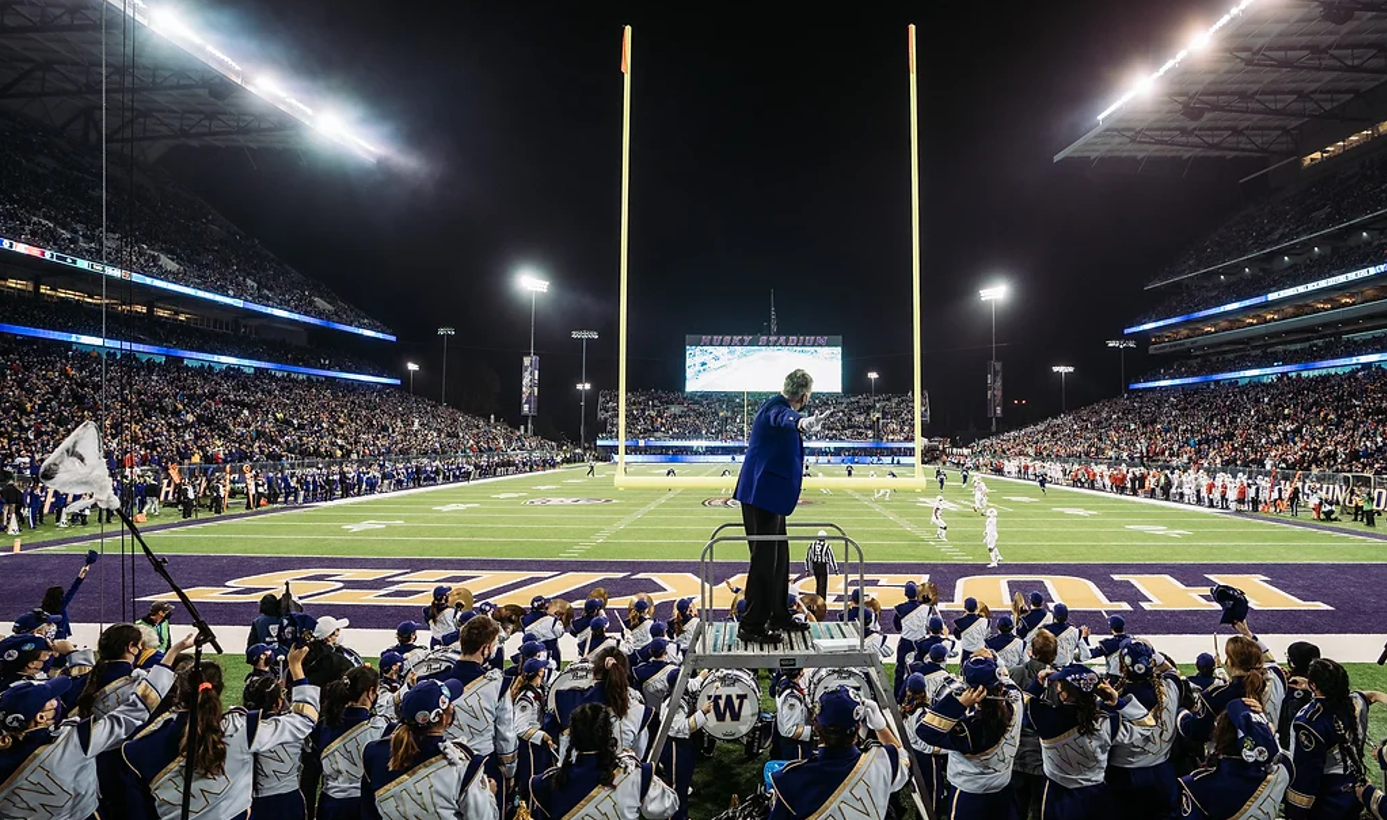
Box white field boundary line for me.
[847,490,968,561]
[56,622,1387,665]
[987,473,1381,541]
[563,489,686,557]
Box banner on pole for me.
[986,361,1004,419]
[521,355,540,417]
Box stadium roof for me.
[1056,0,1387,162]
[0,0,390,162]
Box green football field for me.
[23,463,1386,562]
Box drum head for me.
[696,669,761,741]
[404,648,456,678]
[808,668,871,703]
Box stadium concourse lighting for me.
[518,273,550,435]
[572,330,599,447]
[406,362,420,395]
[1105,340,1136,394]
[436,327,455,406]
[980,284,1007,432]
[1096,0,1257,123]
[1052,365,1075,413]
[114,0,390,163]
[867,371,879,398]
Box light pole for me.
[572,330,598,447]
[518,273,549,435]
[436,327,455,405]
[1052,365,1075,413]
[407,362,419,395]
[867,371,879,398]
[980,284,1008,432]
[1106,339,1136,394]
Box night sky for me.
[160,1,1268,441]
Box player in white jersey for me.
[871,471,892,501]
[972,478,989,514]
[931,496,948,541]
[984,507,1002,567]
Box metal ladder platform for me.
[645,521,936,819]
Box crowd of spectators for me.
[597,390,921,441]
[0,334,553,471]
[0,113,387,332]
[1139,240,1387,325]
[975,365,1387,474]
[0,291,389,377]
[1140,333,1387,382]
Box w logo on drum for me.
[710,692,748,723]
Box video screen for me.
[685,345,843,393]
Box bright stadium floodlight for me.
[1096,0,1257,123]
[519,273,550,293]
[979,285,1008,301]
[406,362,420,394]
[407,362,421,371]
[867,371,879,398]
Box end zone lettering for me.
[522,497,617,505]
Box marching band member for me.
[576,647,654,760]
[312,666,388,820]
[583,616,632,659]
[1010,631,1059,820]
[385,620,426,660]
[915,616,957,666]
[845,590,888,659]
[768,686,911,820]
[436,617,518,816]
[1178,699,1290,820]
[1280,641,1321,749]
[892,581,932,694]
[1179,619,1287,745]
[123,643,318,820]
[671,599,700,652]
[0,631,184,820]
[904,643,954,695]
[572,597,606,652]
[931,496,949,541]
[1108,641,1182,820]
[985,615,1027,670]
[361,678,498,820]
[1085,615,1129,680]
[523,597,567,665]
[1187,652,1220,694]
[378,651,406,698]
[625,597,655,650]
[951,597,990,665]
[660,668,713,820]
[638,622,682,666]
[1015,591,1051,643]
[530,703,679,820]
[774,666,815,762]
[633,639,678,705]
[1024,663,1151,820]
[1284,659,1385,819]
[512,657,553,807]
[1040,604,1088,666]
[425,586,462,648]
[902,664,959,819]
[984,508,1003,567]
[915,654,1025,819]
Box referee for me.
[805,530,837,600]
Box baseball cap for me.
[379,651,405,673]
[905,673,927,695]
[245,643,272,665]
[12,611,60,634]
[816,686,862,730]
[1051,664,1100,693]
[962,656,1000,689]
[927,643,949,663]
[400,679,464,727]
[1108,615,1125,632]
[396,621,424,638]
[1052,603,1069,621]
[313,616,349,640]
[432,585,452,602]
[0,677,71,729]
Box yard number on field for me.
[342,520,405,533]
[1053,507,1098,517]
[1125,525,1193,538]
[432,504,480,512]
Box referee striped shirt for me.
[805,539,837,573]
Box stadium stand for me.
[0,333,551,468]
[598,390,920,442]
[0,290,389,378]
[1137,332,1387,384]
[975,367,1387,473]
[0,113,388,333]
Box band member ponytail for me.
[591,647,630,718]
[1307,658,1367,782]
[388,723,423,772]
[554,704,620,789]
[322,666,380,728]
[75,623,142,718]
[1224,636,1267,705]
[181,663,228,777]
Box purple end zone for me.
[5,553,1377,636]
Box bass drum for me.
[405,648,458,678]
[807,668,874,704]
[547,659,595,713]
[696,669,762,741]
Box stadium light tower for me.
[1106,339,1136,394]
[867,371,879,398]
[980,284,1008,432]
[518,272,549,434]
[572,330,599,447]
[436,327,455,405]
[1052,365,1075,413]
[406,362,420,395]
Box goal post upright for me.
[617,25,633,478]
[908,23,923,480]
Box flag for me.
[39,422,119,511]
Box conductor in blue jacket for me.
[733,369,832,644]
